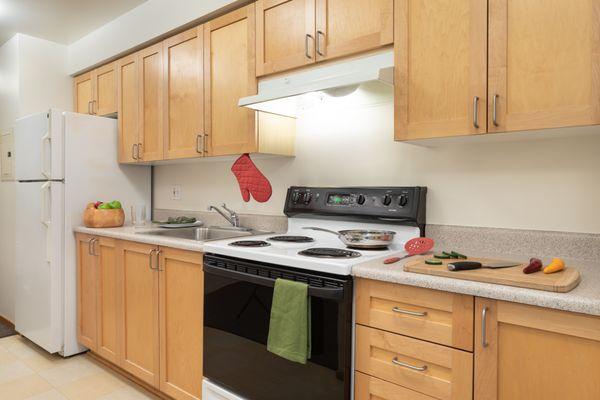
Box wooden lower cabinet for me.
[355,371,435,400]
[159,247,204,400]
[475,299,600,400]
[76,236,204,400]
[76,234,98,350]
[119,240,160,387]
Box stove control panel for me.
[285,186,427,227]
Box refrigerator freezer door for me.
[14,109,64,181]
[15,181,64,354]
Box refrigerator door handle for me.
[40,182,52,263]
[41,131,52,179]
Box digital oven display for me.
[327,193,352,205]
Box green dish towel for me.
[267,278,311,364]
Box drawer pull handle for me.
[392,357,428,372]
[482,306,489,348]
[392,307,427,317]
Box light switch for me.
[171,185,182,200]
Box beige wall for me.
[154,103,600,234]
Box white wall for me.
[0,35,20,322]
[0,34,70,322]
[68,0,242,74]
[154,103,600,234]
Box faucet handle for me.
[221,203,236,215]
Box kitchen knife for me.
[447,261,522,271]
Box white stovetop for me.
[202,218,421,275]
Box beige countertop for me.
[73,226,600,316]
[74,225,206,252]
[352,251,600,317]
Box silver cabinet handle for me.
[392,357,428,372]
[482,306,489,348]
[473,96,480,128]
[492,94,499,126]
[316,31,325,57]
[132,144,138,160]
[392,307,428,317]
[149,249,157,270]
[88,238,98,256]
[156,250,163,271]
[87,101,93,115]
[305,34,314,59]
[196,134,204,154]
[92,100,97,115]
[137,143,142,160]
[204,135,208,155]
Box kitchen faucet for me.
[208,203,240,228]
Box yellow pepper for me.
[543,258,565,274]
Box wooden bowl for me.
[83,208,125,228]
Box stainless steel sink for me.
[141,226,261,241]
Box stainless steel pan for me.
[303,227,396,249]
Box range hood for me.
[239,51,394,117]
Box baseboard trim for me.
[0,315,15,329]
[87,351,172,400]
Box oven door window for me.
[204,269,350,400]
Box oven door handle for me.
[203,264,345,300]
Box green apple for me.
[108,200,122,209]
[98,203,112,210]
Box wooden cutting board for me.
[404,257,581,293]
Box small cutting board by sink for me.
[404,257,581,293]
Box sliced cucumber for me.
[434,253,451,259]
[425,259,443,265]
[450,251,468,259]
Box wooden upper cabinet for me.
[394,0,488,140]
[119,241,160,387]
[256,0,316,76]
[138,43,164,162]
[117,53,140,163]
[158,247,204,400]
[315,0,393,62]
[163,26,206,160]
[488,0,600,133]
[93,62,117,116]
[74,72,93,115]
[475,299,600,400]
[205,5,259,156]
[76,233,97,351]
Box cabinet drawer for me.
[355,371,435,400]
[355,279,474,351]
[355,325,473,400]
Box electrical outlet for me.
[170,185,182,200]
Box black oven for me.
[203,253,353,400]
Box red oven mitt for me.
[231,154,272,203]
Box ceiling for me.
[0,0,146,46]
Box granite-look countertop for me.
[74,225,206,252]
[352,252,600,317]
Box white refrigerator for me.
[14,110,150,356]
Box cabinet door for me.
[95,237,119,364]
[119,241,160,387]
[256,0,315,76]
[205,5,258,155]
[117,54,140,163]
[74,72,93,114]
[488,0,600,132]
[475,299,600,400]
[394,0,488,140]
[315,0,393,62]
[138,43,164,162]
[76,233,97,350]
[158,247,204,400]
[93,62,117,116]
[163,26,205,160]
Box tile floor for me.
[0,335,159,400]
